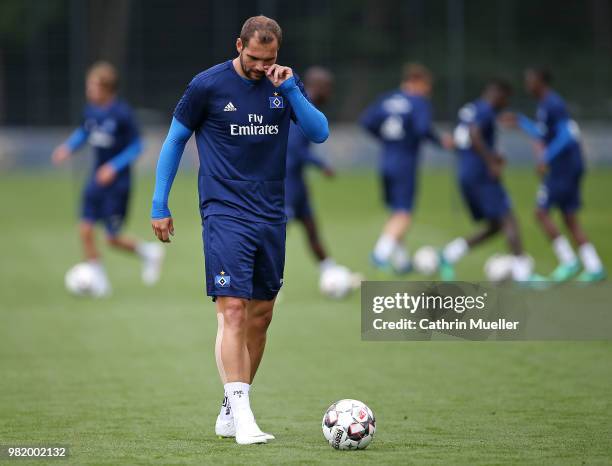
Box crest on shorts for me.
[215,270,231,288]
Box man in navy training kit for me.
[285,66,361,287]
[361,64,450,274]
[439,79,536,282]
[52,61,164,296]
[515,67,605,283]
[150,16,328,445]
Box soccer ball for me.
[64,263,110,297]
[322,399,376,450]
[319,265,357,299]
[483,254,513,282]
[413,246,440,275]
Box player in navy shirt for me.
[516,67,605,282]
[51,62,163,295]
[150,16,328,444]
[438,79,536,282]
[285,66,362,290]
[361,64,449,274]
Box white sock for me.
[319,258,336,273]
[511,255,533,281]
[219,393,232,421]
[373,234,396,262]
[391,244,410,270]
[442,238,468,264]
[225,382,254,424]
[552,236,576,265]
[578,243,603,273]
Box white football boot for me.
[215,415,236,438]
[234,420,270,445]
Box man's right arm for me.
[150,117,193,242]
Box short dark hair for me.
[402,63,432,83]
[240,15,282,47]
[527,66,553,85]
[485,77,513,96]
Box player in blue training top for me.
[360,64,450,274]
[515,67,605,282]
[51,62,164,295]
[438,79,537,282]
[150,16,328,445]
[286,66,361,289]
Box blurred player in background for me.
[515,67,606,282]
[285,66,361,290]
[51,61,164,295]
[150,16,328,444]
[439,79,537,282]
[361,64,449,274]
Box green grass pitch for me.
[1,168,611,465]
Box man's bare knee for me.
[252,310,273,333]
[106,235,120,247]
[534,208,547,223]
[219,298,248,329]
[79,222,94,236]
[248,301,274,332]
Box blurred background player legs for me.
[52,62,164,295]
[534,191,605,282]
[440,212,534,282]
[372,210,412,274]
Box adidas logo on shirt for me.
[224,102,237,112]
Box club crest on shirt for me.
[269,93,284,109]
[215,270,231,287]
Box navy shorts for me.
[460,178,511,221]
[285,186,313,220]
[81,179,130,236]
[382,172,417,212]
[537,172,582,213]
[202,215,286,301]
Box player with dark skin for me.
[440,80,537,282]
[289,67,335,262]
[524,70,588,247]
[500,68,605,282]
[461,84,522,255]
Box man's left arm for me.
[542,120,574,163]
[273,69,328,143]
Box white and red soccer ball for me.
[322,399,376,450]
